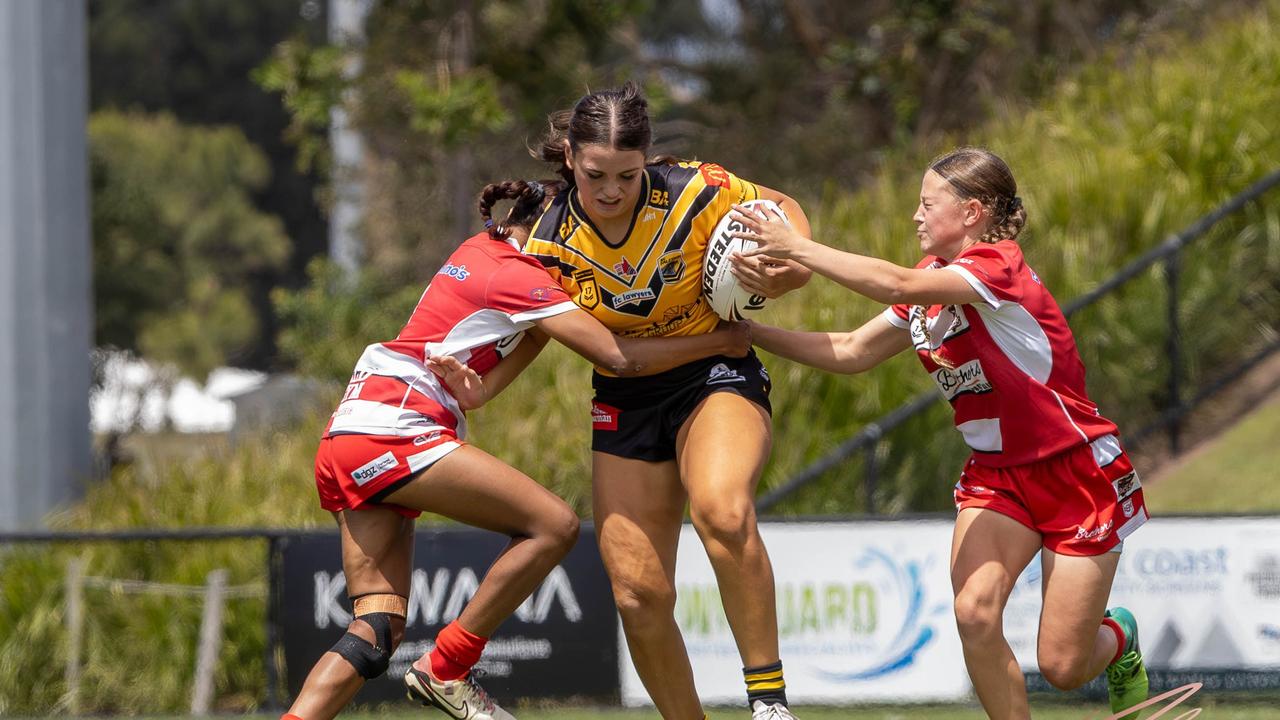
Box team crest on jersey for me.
[907,304,970,351]
[699,163,730,188]
[613,256,638,281]
[658,251,686,284]
[572,268,600,310]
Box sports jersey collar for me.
[567,170,652,250]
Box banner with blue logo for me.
[620,519,970,705]
[1004,516,1280,677]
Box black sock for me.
[743,660,787,707]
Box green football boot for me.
[1105,607,1148,719]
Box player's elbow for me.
[600,350,638,377]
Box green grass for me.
[1144,391,1280,514]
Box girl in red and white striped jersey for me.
[732,148,1149,720]
[284,180,748,720]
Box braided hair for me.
[477,179,566,241]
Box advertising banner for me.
[279,527,619,705]
[1004,516,1280,675]
[621,519,970,705]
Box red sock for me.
[429,620,488,681]
[1102,617,1126,664]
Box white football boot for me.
[404,664,516,720]
[751,700,799,720]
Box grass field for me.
[1143,389,1280,514]
[58,698,1278,720]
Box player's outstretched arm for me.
[749,315,911,375]
[731,207,982,306]
[536,309,749,377]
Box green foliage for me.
[90,111,292,380]
[393,68,511,144]
[272,258,426,383]
[251,40,346,175]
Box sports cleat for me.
[751,700,799,720]
[1105,607,1148,720]
[404,664,516,720]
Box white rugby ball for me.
[702,199,789,321]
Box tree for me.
[91,111,291,381]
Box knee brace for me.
[330,593,407,680]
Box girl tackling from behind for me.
[282,179,748,720]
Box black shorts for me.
[590,351,772,462]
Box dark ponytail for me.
[534,81,655,185]
[477,179,566,241]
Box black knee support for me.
[331,611,396,679]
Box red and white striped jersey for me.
[325,233,578,439]
[883,240,1117,467]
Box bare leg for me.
[950,508,1042,720]
[593,452,703,720]
[1035,549,1121,690]
[385,445,580,635]
[287,507,413,720]
[676,392,779,668]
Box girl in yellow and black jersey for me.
[526,82,812,720]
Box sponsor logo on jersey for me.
[1113,471,1142,501]
[572,268,600,310]
[1029,267,1043,285]
[413,431,442,446]
[1121,498,1135,518]
[658,251,686,284]
[613,256,638,281]
[932,359,993,400]
[558,215,579,241]
[351,451,399,486]
[707,363,745,385]
[591,401,620,431]
[1075,519,1113,541]
[437,263,470,281]
[612,288,656,308]
[529,286,556,301]
[648,189,670,207]
[699,162,731,188]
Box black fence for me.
[0,526,618,712]
[757,168,1280,514]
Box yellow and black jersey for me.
[524,161,762,353]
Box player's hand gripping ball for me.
[702,199,790,321]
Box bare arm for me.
[749,314,912,375]
[732,205,983,306]
[727,184,813,298]
[535,309,749,377]
[427,329,549,410]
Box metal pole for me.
[63,556,86,715]
[191,569,229,715]
[1165,253,1183,454]
[864,443,879,515]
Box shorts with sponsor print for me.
[953,433,1148,556]
[314,431,462,518]
[590,350,772,462]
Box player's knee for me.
[1034,650,1085,691]
[1037,647,1091,690]
[538,507,580,558]
[612,577,676,628]
[689,500,755,550]
[953,590,1002,643]
[330,595,408,680]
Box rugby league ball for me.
[702,199,789,321]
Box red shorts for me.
[314,431,462,519]
[953,434,1148,556]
